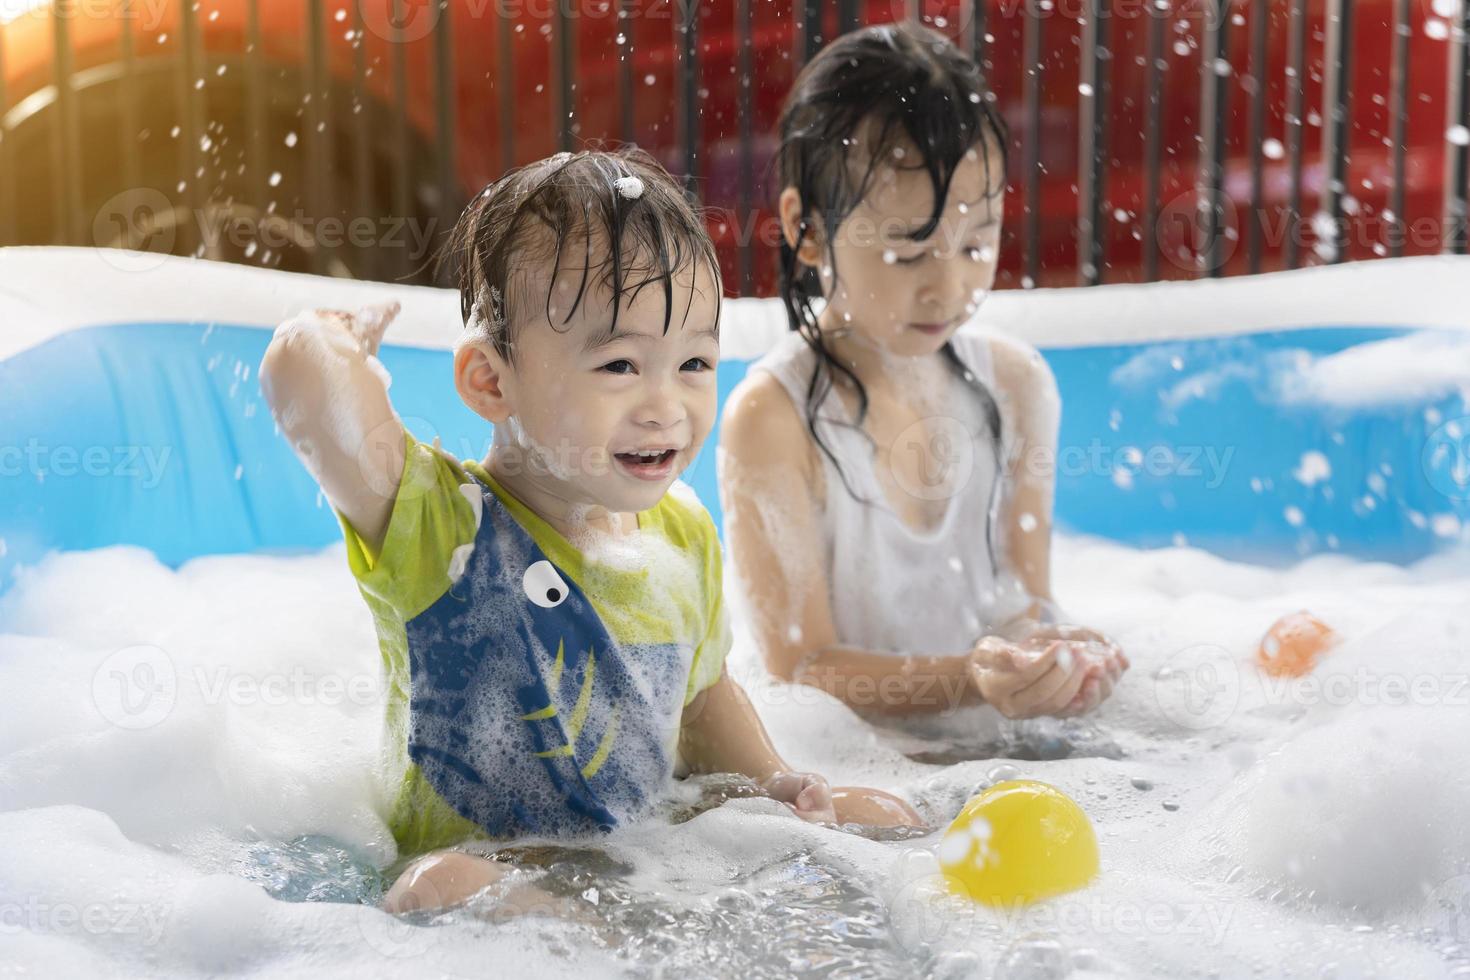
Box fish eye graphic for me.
[523,560,569,608]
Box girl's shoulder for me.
[952,329,1058,400]
[719,360,824,489]
[954,330,1061,443]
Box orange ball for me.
[1256,611,1340,678]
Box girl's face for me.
[784,137,1006,359]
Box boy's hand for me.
[306,300,400,359]
[260,299,405,553]
[761,771,836,824]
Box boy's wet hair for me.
[445,146,721,362]
[773,23,1009,505]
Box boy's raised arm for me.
[258,301,405,554]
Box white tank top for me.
[749,329,1034,657]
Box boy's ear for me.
[455,341,513,424]
[778,186,825,270]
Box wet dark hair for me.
[774,22,1010,510]
[444,145,721,363]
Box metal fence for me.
[2,0,1469,294]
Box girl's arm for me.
[988,334,1062,612]
[719,372,1088,718]
[258,303,405,554]
[986,336,1129,712]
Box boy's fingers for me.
[354,300,401,352]
[799,780,833,812]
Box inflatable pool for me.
[2,248,1466,593]
[2,247,1469,978]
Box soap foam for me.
[1,535,1468,977]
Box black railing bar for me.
[1076,0,1099,285]
[245,0,266,221]
[1077,0,1099,285]
[1387,0,1408,257]
[970,0,988,82]
[1022,0,1041,285]
[556,0,573,151]
[178,0,206,258]
[390,0,411,279]
[839,0,859,36]
[1142,0,1162,283]
[1197,0,1230,277]
[803,0,824,63]
[680,0,700,194]
[304,0,331,275]
[1247,0,1267,273]
[737,0,754,294]
[119,4,140,196]
[434,0,457,280]
[1284,0,1306,269]
[51,0,81,245]
[618,0,634,146]
[351,0,376,281]
[1319,0,1353,263]
[1445,0,1470,253]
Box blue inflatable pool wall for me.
[2,315,1466,594]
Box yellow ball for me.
[937,779,1099,907]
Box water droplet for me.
[268,171,282,187]
[284,131,298,148]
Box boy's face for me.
[802,136,1006,358]
[486,253,722,517]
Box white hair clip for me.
[613,174,644,200]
